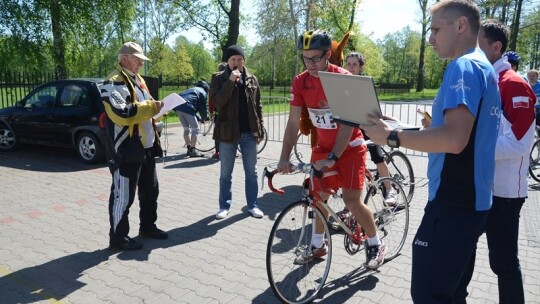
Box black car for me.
[0,79,163,164]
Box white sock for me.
[311,233,325,248]
[367,235,381,247]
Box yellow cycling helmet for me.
[297,30,332,51]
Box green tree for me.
[181,38,215,82]
[0,0,136,77]
[177,0,242,61]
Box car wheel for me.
[77,132,104,164]
[0,123,18,151]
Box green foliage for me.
[148,38,193,83]
[184,40,216,82]
[353,34,386,80]
[1,0,538,87]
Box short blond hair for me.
[527,69,539,76]
[430,0,481,34]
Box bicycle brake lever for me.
[312,167,324,179]
[264,167,285,194]
[261,167,268,190]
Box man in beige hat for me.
[102,41,167,251]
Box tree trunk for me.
[221,0,240,61]
[508,0,523,51]
[416,0,429,92]
[348,0,358,31]
[49,1,67,79]
[289,0,299,80]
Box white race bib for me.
[307,108,337,129]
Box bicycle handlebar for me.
[262,163,323,195]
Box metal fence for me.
[261,96,432,157]
[0,71,57,108]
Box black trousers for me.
[108,148,159,242]
[457,196,525,304]
[411,202,488,304]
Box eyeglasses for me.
[302,52,327,64]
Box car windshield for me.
[23,85,58,108]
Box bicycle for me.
[529,138,540,183]
[194,120,268,154]
[263,163,409,304]
[293,137,415,204]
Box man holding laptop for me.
[277,30,386,270]
[362,1,500,302]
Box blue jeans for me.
[218,132,258,210]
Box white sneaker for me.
[248,207,264,218]
[215,209,229,219]
[385,189,397,206]
[366,243,386,270]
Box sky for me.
[174,0,421,49]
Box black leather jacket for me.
[210,66,264,142]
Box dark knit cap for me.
[224,45,245,62]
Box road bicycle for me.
[529,138,540,183]
[194,120,268,154]
[263,163,409,304]
[293,137,415,203]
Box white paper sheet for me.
[153,93,185,119]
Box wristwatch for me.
[387,129,400,148]
[327,152,339,162]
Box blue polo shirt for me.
[427,48,501,211]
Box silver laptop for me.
[318,71,419,130]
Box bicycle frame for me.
[263,165,364,242]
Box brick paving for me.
[1,124,539,303]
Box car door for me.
[13,84,59,143]
[50,82,95,146]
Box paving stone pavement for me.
[1,124,539,304]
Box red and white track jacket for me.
[493,58,536,198]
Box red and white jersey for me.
[492,58,536,198]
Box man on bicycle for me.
[277,30,386,270]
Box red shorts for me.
[311,145,366,193]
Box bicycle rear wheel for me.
[195,122,215,152]
[257,127,268,154]
[386,150,415,203]
[363,177,409,261]
[294,133,312,163]
[266,201,332,304]
[529,139,540,183]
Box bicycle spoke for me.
[364,177,409,261]
[195,122,215,152]
[267,201,332,304]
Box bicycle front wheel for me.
[386,150,415,203]
[363,177,409,261]
[529,139,540,182]
[195,122,215,152]
[266,201,332,304]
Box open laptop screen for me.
[319,71,419,130]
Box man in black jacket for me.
[210,45,265,219]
